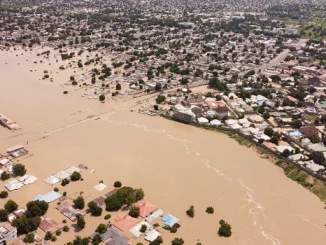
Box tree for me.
[1,171,10,181]
[155,95,166,104]
[206,207,214,214]
[0,209,8,222]
[92,233,102,245]
[26,200,49,217]
[71,171,81,181]
[218,219,232,237]
[72,236,89,245]
[12,216,41,234]
[24,233,35,243]
[171,238,184,245]
[63,225,70,232]
[291,119,302,129]
[149,236,163,245]
[13,164,27,176]
[135,188,145,201]
[116,83,121,90]
[282,149,290,158]
[140,224,147,233]
[74,196,85,209]
[264,127,274,137]
[77,214,86,229]
[154,105,159,110]
[99,94,105,101]
[263,112,270,120]
[105,195,123,211]
[270,136,279,145]
[4,200,18,213]
[0,191,8,199]
[87,201,102,216]
[310,151,326,166]
[155,83,162,92]
[96,224,107,234]
[129,206,140,218]
[186,205,195,218]
[114,181,122,188]
[44,231,53,240]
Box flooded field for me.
[0,48,326,245]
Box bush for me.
[171,238,184,245]
[54,187,59,192]
[99,94,105,101]
[63,91,68,94]
[149,236,163,245]
[70,171,81,181]
[218,219,232,237]
[186,205,195,218]
[44,231,52,240]
[0,209,8,222]
[153,223,159,227]
[114,181,122,188]
[96,223,107,234]
[4,200,18,213]
[24,233,35,243]
[154,105,159,110]
[140,224,147,233]
[104,214,111,220]
[206,207,214,214]
[73,196,85,209]
[72,81,78,85]
[0,191,8,199]
[55,230,61,236]
[129,206,140,218]
[155,95,166,104]
[13,164,27,176]
[116,83,121,90]
[63,225,70,232]
[1,171,10,181]
[61,178,70,186]
[51,236,57,242]
[63,191,67,196]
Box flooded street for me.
[0,48,326,245]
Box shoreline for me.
[161,114,326,203]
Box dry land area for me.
[0,48,326,245]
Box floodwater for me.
[0,48,326,245]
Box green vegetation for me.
[171,238,185,245]
[1,171,10,181]
[92,233,102,245]
[61,178,70,186]
[129,205,140,218]
[218,219,232,237]
[186,205,195,218]
[74,196,85,209]
[88,201,102,216]
[76,214,86,229]
[149,236,163,245]
[105,186,144,211]
[13,164,27,176]
[104,214,111,220]
[23,233,35,243]
[114,181,122,188]
[12,216,41,234]
[206,206,214,214]
[26,200,49,217]
[156,95,166,104]
[0,209,8,222]
[0,191,8,199]
[99,94,105,101]
[4,199,18,213]
[70,171,81,181]
[140,224,147,233]
[96,223,107,234]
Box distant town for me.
[1,0,326,244]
